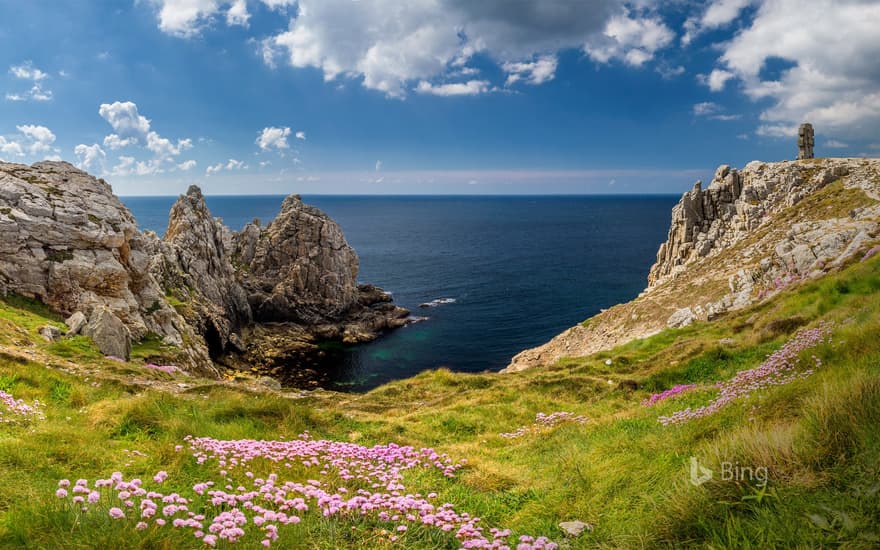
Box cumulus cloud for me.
[255,0,666,97]
[98,101,194,174]
[0,125,60,161]
[415,80,491,96]
[178,159,197,170]
[706,0,880,138]
[225,0,250,27]
[295,131,306,140]
[206,158,247,175]
[256,126,292,151]
[503,55,558,86]
[699,68,735,92]
[682,0,754,45]
[6,62,53,102]
[584,10,674,67]
[74,144,107,172]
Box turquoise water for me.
[123,195,678,391]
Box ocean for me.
[122,195,679,391]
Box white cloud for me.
[295,131,306,140]
[0,125,60,161]
[103,134,138,150]
[7,62,53,102]
[226,0,249,26]
[825,139,849,148]
[682,0,753,45]
[584,11,674,67]
[99,101,151,143]
[10,62,48,81]
[98,101,194,174]
[74,143,107,172]
[415,80,490,96]
[375,160,382,172]
[256,126,291,151]
[206,158,247,175]
[177,159,198,171]
[257,0,642,97]
[260,0,295,9]
[692,101,741,121]
[503,55,558,86]
[16,125,56,155]
[0,137,24,158]
[707,0,880,138]
[699,69,735,92]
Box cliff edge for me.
[504,157,880,373]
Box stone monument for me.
[797,123,814,160]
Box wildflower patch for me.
[56,432,558,549]
[0,389,44,423]
[658,323,832,425]
[500,412,588,439]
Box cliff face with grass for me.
[0,161,408,377]
[506,157,880,372]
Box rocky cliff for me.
[0,161,409,380]
[505,157,880,372]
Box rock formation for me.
[798,123,814,160]
[505,157,880,373]
[151,185,251,359]
[0,161,409,382]
[233,194,359,324]
[0,161,212,372]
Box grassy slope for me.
[0,254,878,548]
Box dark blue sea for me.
[122,195,678,391]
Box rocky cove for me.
[0,161,411,386]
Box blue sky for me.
[1,0,878,195]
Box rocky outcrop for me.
[234,195,360,324]
[151,186,251,359]
[0,161,211,371]
[231,197,410,346]
[0,161,409,382]
[505,158,880,373]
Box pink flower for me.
[108,507,125,519]
[55,488,68,498]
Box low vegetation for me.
[0,253,879,548]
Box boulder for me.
[38,325,61,342]
[559,520,592,537]
[83,306,132,360]
[64,311,87,335]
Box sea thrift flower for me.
[642,384,697,407]
[109,507,125,519]
[659,323,832,425]
[501,412,587,438]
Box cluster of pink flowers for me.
[641,384,697,407]
[658,323,832,425]
[143,364,180,374]
[0,389,44,423]
[55,432,557,549]
[501,412,588,439]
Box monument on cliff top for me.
[798,123,814,160]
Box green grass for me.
[0,256,878,548]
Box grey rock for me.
[83,306,131,360]
[38,325,62,342]
[64,311,87,336]
[559,520,592,537]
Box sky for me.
[0,0,879,195]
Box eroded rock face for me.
[0,162,195,346]
[234,195,360,324]
[506,158,880,373]
[151,186,251,359]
